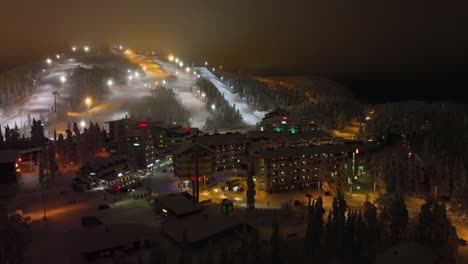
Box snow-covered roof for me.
[256,144,354,159]
[155,192,206,217]
[0,149,21,163]
[161,205,245,246]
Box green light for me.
[275,127,281,132]
[290,127,296,134]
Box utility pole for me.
[51,91,59,113]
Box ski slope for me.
[197,67,267,126]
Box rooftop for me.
[82,154,128,171]
[194,132,249,146]
[256,144,354,158]
[161,205,246,246]
[0,149,21,163]
[155,192,206,217]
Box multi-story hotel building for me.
[252,144,354,192]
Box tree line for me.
[128,86,190,125]
[195,78,242,127]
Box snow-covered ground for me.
[0,59,80,136]
[152,59,212,129]
[0,53,267,135]
[197,67,268,126]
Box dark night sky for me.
[1,0,468,102]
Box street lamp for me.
[205,61,208,66]
[211,104,216,111]
[162,80,166,85]
[119,45,124,50]
[185,67,191,73]
[56,54,60,59]
[60,76,66,85]
[83,46,90,52]
[80,120,86,128]
[46,58,52,65]
[107,79,113,87]
[168,55,174,62]
[175,58,179,63]
[84,97,92,109]
[179,62,184,67]
[72,46,77,52]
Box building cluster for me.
[172,111,381,193]
[75,117,199,190]
[256,109,323,133]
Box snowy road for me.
[197,67,268,126]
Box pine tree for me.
[246,174,256,211]
[30,119,45,142]
[72,122,81,137]
[0,125,3,145]
[270,213,282,264]
[10,124,20,143]
[4,125,11,143]
[47,145,58,179]
[389,194,408,243]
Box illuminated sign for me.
[138,122,148,128]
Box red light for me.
[138,122,148,128]
[408,151,413,158]
[282,116,288,120]
[184,126,191,132]
[115,185,121,192]
[190,176,203,181]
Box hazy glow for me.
[168,55,174,62]
[60,76,66,84]
[46,58,52,64]
[179,62,184,67]
[80,120,86,128]
[83,46,90,52]
[84,97,92,106]
[72,46,77,52]
[185,67,190,73]
[107,79,113,86]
